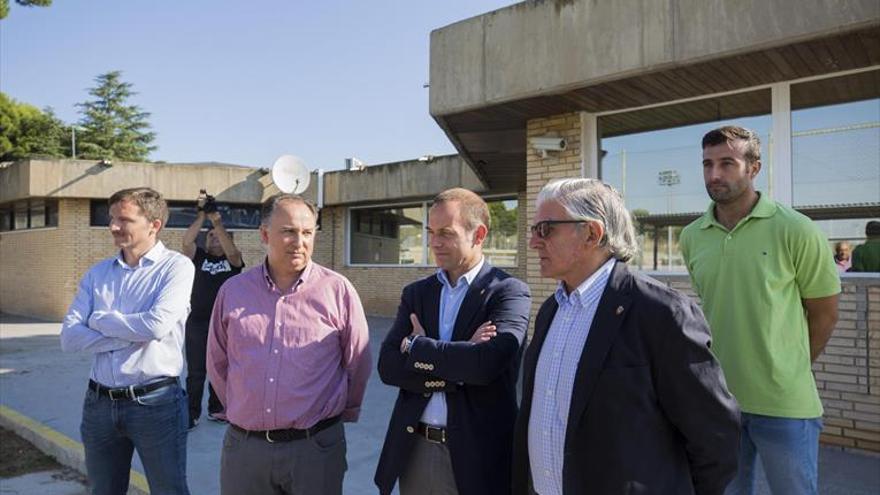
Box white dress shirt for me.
[528,257,616,495]
[419,257,485,427]
[61,241,195,387]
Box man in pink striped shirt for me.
[207,193,371,495]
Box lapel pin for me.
[480,289,485,295]
[615,305,624,315]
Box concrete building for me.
[1,0,878,452]
[428,0,880,452]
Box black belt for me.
[88,377,178,401]
[231,415,340,443]
[417,422,447,444]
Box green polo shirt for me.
[680,193,840,418]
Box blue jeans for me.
[725,412,822,495]
[80,380,190,495]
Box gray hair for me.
[536,178,638,262]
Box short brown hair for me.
[431,188,490,231]
[702,125,762,164]
[109,187,168,226]
[260,193,318,225]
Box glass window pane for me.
[485,199,518,267]
[791,70,880,208]
[14,201,28,229]
[46,200,58,227]
[349,205,424,265]
[90,200,110,226]
[29,199,46,228]
[0,205,12,231]
[599,89,772,271]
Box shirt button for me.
[268,378,274,383]
[544,469,551,476]
[545,390,552,396]
[273,349,279,354]
[266,408,271,413]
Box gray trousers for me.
[220,422,347,495]
[398,435,459,495]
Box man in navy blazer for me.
[513,178,740,495]
[375,188,531,495]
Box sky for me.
[1,0,517,170]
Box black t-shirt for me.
[189,247,243,322]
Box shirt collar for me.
[261,259,313,292]
[699,191,777,230]
[436,256,485,290]
[554,257,616,307]
[115,240,166,268]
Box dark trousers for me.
[185,318,222,420]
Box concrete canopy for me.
[429,0,880,191]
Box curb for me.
[0,404,150,495]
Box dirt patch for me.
[0,426,64,478]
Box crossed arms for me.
[378,279,531,393]
[60,261,195,353]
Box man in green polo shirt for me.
[680,125,840,495]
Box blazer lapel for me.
[451,263,493,342]
[423,277,443,340]
[564,262,633,451]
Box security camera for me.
[529,136,567,151]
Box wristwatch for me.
[403,335,418,354]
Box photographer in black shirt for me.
[182,192,243,429]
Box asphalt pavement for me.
[1,313,878,494]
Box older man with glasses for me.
[512,178,740,495]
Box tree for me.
[0,0,52,20]
[0,92,68,161]
[76,71,156,162]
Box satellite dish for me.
[271,155,311,194]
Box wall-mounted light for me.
[529,135,567,158]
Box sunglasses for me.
[529,220,586,239]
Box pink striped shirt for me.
[207,261,371,430]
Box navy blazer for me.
[512,262,740,495]
[375,263,531,495]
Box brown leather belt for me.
[417,422,447,444]
[231,415,340,443]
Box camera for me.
[199,189,218,214]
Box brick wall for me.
[525,113,585,320]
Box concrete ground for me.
[1,313,878,494]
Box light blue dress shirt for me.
[419,257,485,427]
[61,241,195,387]
[528,257,616,495]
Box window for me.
[90,200,262,229]
[484,199,518,267]
[0,199,59,232]
[348,197,519,267]
[599,89,772,271]
[791,70,880,208]
[349,205,424,265]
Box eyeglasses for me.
[529,220,586,239]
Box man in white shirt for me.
[61,187,195,495]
